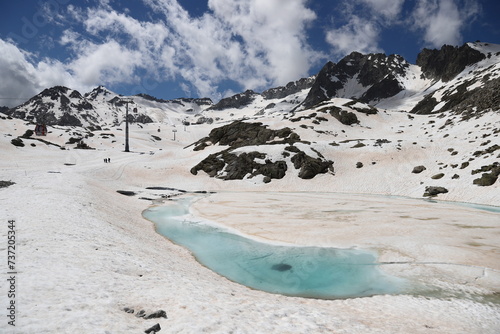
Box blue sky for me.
[1,0,499,106]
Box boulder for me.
[117,190,136,196]
[11,138,24,147]
[291,151,333,179]
[412,165,426,174]
[423,186,448,197]
[144,323,161,333]
[145,310,167,320]
[0,180,15,188]
[473,168,500,186]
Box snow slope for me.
[1,101,499,333]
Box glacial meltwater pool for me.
[143,196,408,299]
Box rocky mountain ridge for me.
[2,42,499,129]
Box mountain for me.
[301,53,410,108]
[3,42,498,130]
[299,42,500,115]
[410,42,500,115]
[5,86,98,127]
[2,85,214,128]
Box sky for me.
[0,0,499,107]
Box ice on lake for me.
[143,197,407,299]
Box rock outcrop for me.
[262,77,316,100]
[416,43,486,82]
[192,120,299,151]
[301,52,409,108]
[190,121,333,182]
[423,186,449,197]
[208,90,258,110]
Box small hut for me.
[34,124,47,136]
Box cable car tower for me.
[118,99,134,152]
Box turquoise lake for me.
[143,197,406,299]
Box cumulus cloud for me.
[208,0,319,86]
[360,0,405,20]
[326,16,382,57]
[0,0,323,103]
[0,39,78,107]
[324,0,397,58]
[411,0,481,48]
[141,0,320,97]
[56,0,321,99]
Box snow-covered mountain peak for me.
[84,85,119,102]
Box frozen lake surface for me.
[144,192,500,300]
[144,197,406,299]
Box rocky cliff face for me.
[301,52,409,108]
[208,90,258,110]
[262,76,316,100]
[410,43,499,115]
[135,94,213,107]
[416,43,486,82]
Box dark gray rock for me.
[192,121,300,150]
[191,150,288,181]
[356,162,363,168]
[329,108,359,125]
[473,166,500,186]
[291,151,333,179]
[117,190,136,196]
[11,138,24,147]
[144,323,161,334]
[410,95,438,115]
[431,173,445,179]
[412,165,426,174]
[0,180,15,188]
[360,74,403,103]
[21,129,34,139]
[423,186,448,197]
[145,310,167,320]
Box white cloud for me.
[411,0,481,48]
[360,0,405,20]
[68,40,142,86]
[1,0,323,102]
[0,0,328,105]
[139,0,321,97]
[326,16,382,57]
[207,0,319,87]
[324,0,403,59]
[0,40,39,106]
[0,39,78,107]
